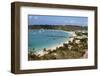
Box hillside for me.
[28,25,87,31]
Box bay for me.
[28,29,71,52]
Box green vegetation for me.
[29,25,87,31]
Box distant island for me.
[28,24,87,31]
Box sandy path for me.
[83,50,88,58]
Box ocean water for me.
[28,29,70,52]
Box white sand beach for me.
[34,31,76,56]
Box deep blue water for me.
[28,29,70,52]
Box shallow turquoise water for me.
[28,29,70,52]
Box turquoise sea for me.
[28,29,70,52]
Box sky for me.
[28,15,88,26]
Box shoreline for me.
[33,31,75,56]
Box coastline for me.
[34,31,75,56]
[28,30,88,60]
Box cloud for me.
[69,20,76,23]
[34,16,38,20]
